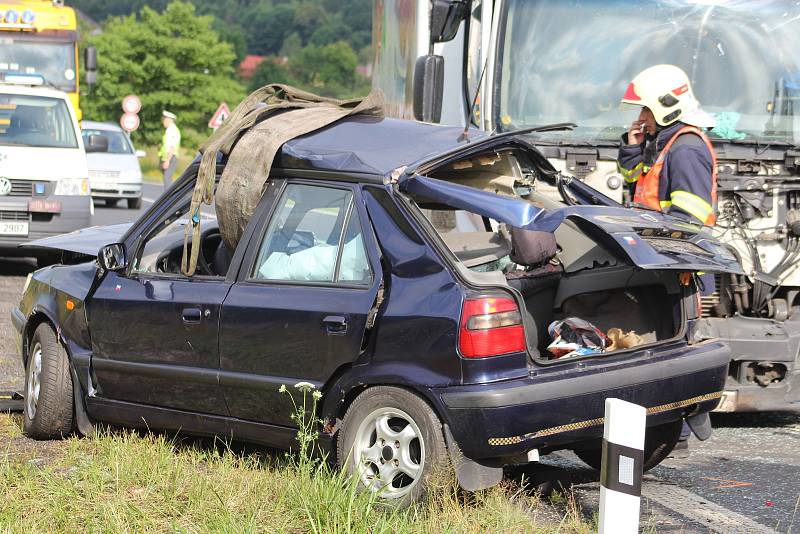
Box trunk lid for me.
[399,174,742,274]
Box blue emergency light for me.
[21,10,34,25]
[5,10,19,24]
[34,183,46,196]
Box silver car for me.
[81,121,144,209]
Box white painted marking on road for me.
[642,479,778,534]
[142,197,157,204]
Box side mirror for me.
[135,149,146,158]
[430,0,468,43]
[413,55,444,123]
[85,134,109,153]
[98,243,127,271]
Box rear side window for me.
[253,183,372,285]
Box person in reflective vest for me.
[617,64,717,225]
[618,65,719,457]
[159,110,181,189]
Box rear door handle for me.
[323,315,347,335]
[182,307,202,324]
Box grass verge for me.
[0,388,593,533]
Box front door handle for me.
[323,315,347,335]
[182,307,202,324]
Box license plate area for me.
[0,221,29,236]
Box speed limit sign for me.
[119,112,140,132]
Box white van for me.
[0,73,93,260]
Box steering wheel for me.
[198,227,223,276]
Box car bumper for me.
[90,182,142,199]
[434,340,731,460]
[0,196,92,253]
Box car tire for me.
[127,197,142,210]
[23,323,74,440]
[337,386,449,507]
[573,419,683,472]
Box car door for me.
[220,180,383,426]
[87,181,232,415]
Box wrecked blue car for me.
[12,116,742,505]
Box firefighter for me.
[618,64,717,225]
[618,64,717,457]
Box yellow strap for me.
[617,161,643,183]
[670,190,713,222]
[659,200,672,209]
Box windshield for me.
[0,38,76,93]
[81,128,133,154]
[0,94,78,149]
[496,0,800,144]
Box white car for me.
[0,74,92,260]
[81,121,144,209]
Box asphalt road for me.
[1,182,798,532]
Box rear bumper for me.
[435,340,730,460]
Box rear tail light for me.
[459,296,526,358]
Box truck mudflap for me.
[436,340,730,459]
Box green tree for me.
[242,4,296,55]
[291,41,365,97]
[83,1,245,146]
[249,58,296,91]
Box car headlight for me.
[54,178,90,196]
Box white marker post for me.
[598,398,646,534]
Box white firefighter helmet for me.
[621,64,715,128]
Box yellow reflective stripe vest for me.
[632,125,717,226]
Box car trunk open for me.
[398,144,741,363]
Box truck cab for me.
[0,74,93,260]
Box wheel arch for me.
[320,363,454,438]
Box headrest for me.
[509,227,557,267]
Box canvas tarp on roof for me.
[182,84,384,275]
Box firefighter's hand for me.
[628,120,646,145]
[161,161,169,171]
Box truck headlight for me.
[54,178,90,196]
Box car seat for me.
[504,227,563,355]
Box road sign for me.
[120,112,140,132]
[208,102,231,129]
[121,94,142,115]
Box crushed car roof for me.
[277,115,487,176]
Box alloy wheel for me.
[26,342,43,419]
[352,407,425,499]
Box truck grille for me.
[0,211,30,221]
[700,274,723,318]
[642,237,713,256]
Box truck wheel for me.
[337,386,449,507]
[127,197,142,210]
[23,323,74,439]
[573,419,683,472]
